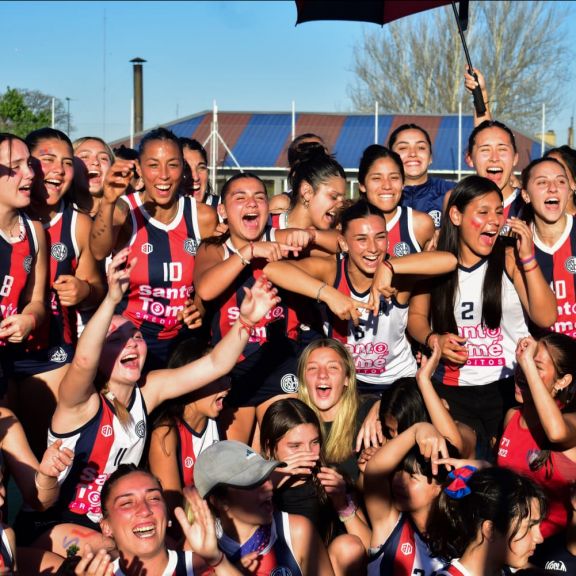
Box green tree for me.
[0,87,70,137]
[348,1,570,135]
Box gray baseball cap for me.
[194,440,284,498]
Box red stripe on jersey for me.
[68,401,116,516]
[393,519,417,576]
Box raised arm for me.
[464,67,492,125]
[89,159,133,260]
[506,219,557,328]
[364,422,449,545]
[145,274,281,409]
[417,344,476,458]
[52,249,135,423]
[516,336,576,447]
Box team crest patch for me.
[50,347,68,363]
[51,242,68,262]
[184,238,198,255]
[101,425,113,437]
[393,242,411,257]
[184,457,194,469]
[23,255,33,273]
[135,420,146,438]
[400,543,413,556]
[141,242,153,255]
[280,374,299,394]
[429,210,442,228]
[565,256,576,274]
[271,569,293,576]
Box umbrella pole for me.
[451,1,486,116]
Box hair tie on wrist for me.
[520,254,535,266]
[238,315,255,338]
[444,465,477,499]
[208,551,225,569]
[424,331,435,348]
[383,254,395,275]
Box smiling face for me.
[139,139,183,206]
[0,138,34,210]
[341,214,388,278]
[306,176,345,230]
[99,316,147,384]
[359,156,404,214]
[101,471,167,562]
[274,423,321,462]
[31,138,74,207]
[522,160,569,226]
[450,191,504,264]
[219,177,269,241]
[504,499,543,569]
[390,128,431,185]
[182,148,208,202]
[303,346,348,422]
[75,139,112,197]
[515,341,564,404]
[467,127,518,195]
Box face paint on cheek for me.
[470,216,483,229]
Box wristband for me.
[207,551,225,569]
[237,250,250,267]
[316,282,327,303]
[382,257,395,275]
[238,315,255,337]
[523,263,539,274]
[337,494,357,523]
[424,331,436,348]
[520,254,535,266]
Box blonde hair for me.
[73,136,115,164]
[297,339,359,463]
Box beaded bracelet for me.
[237,250,250,267]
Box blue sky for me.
[2,1,574,146]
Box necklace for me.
[1,215,24,241]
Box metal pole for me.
[211,101,218,194]
[130,98,134,149]
[374,101,379,144]
[130,57,146,134]
[541,103,546,156]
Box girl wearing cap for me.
[73,464,243,575]
[427,467,546,575]
[31,248,279,558]
[195,440,336,576]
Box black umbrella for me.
[295,0,485,115]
